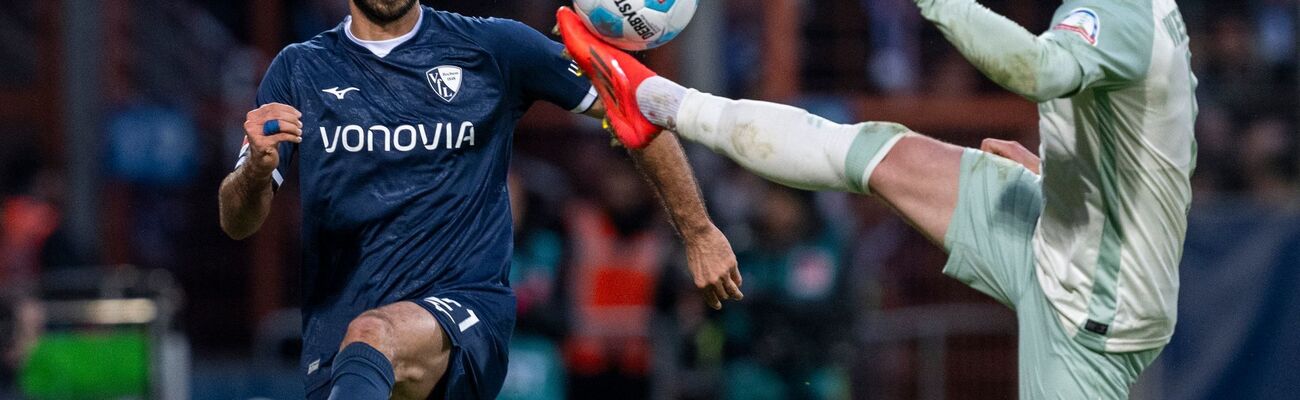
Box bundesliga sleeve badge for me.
[1054,8,1100,46]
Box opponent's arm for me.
[584,102,744,310]
[914,0,1085,102]
[219,103,303,240]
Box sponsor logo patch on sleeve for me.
[1053,8,1101,46]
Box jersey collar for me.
[343,7,426,58]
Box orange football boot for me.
[556,7,662,149]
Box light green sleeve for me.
[1040,0,1154,91]
[914,0,1084,102]
[914,0,1152,101]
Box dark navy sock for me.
[327,342,396,400]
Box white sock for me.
[672,91,909,195]
[635,76,688,129]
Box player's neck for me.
[348,6,421,41]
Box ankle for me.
[635,76,688,129]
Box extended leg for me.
[671,90,963,244]
[557,15,1009,246]
[667,88,1052,310]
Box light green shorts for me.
[942,149,1161,399]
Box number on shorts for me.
[424,297,481,332]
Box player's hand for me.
[242,103,304,178]
[685,225,744,310]
[981,138,1041,175]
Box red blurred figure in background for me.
[564,155,668,400]
[0,165,62,398]
[1,196,60,285]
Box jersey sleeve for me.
[1040,0,1154,92]
[913,0,1152,101]
[494,19,597,113]
[914,0,1083,101]
[235,47,299,190]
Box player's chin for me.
[352,0,418,24]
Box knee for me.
[342,310,396,351]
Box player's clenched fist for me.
[242,103,304,177]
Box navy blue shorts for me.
[304,288,516,400]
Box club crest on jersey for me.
[427,66,463,102]
[1054,8,1100,46]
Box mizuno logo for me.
[322,87,360,100]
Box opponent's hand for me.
[685,225,744,310]
[981,138,1041,175]
[242,103,304,178]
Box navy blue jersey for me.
[234,7,593,388]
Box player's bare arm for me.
[631,133,743,309]
[583,99,744,309]
[218,103,303,240]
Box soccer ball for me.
[573,0,698,51]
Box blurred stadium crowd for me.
[0,0,1297,399]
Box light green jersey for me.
[1033,0,1197,353]
[915,0,1197,353]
